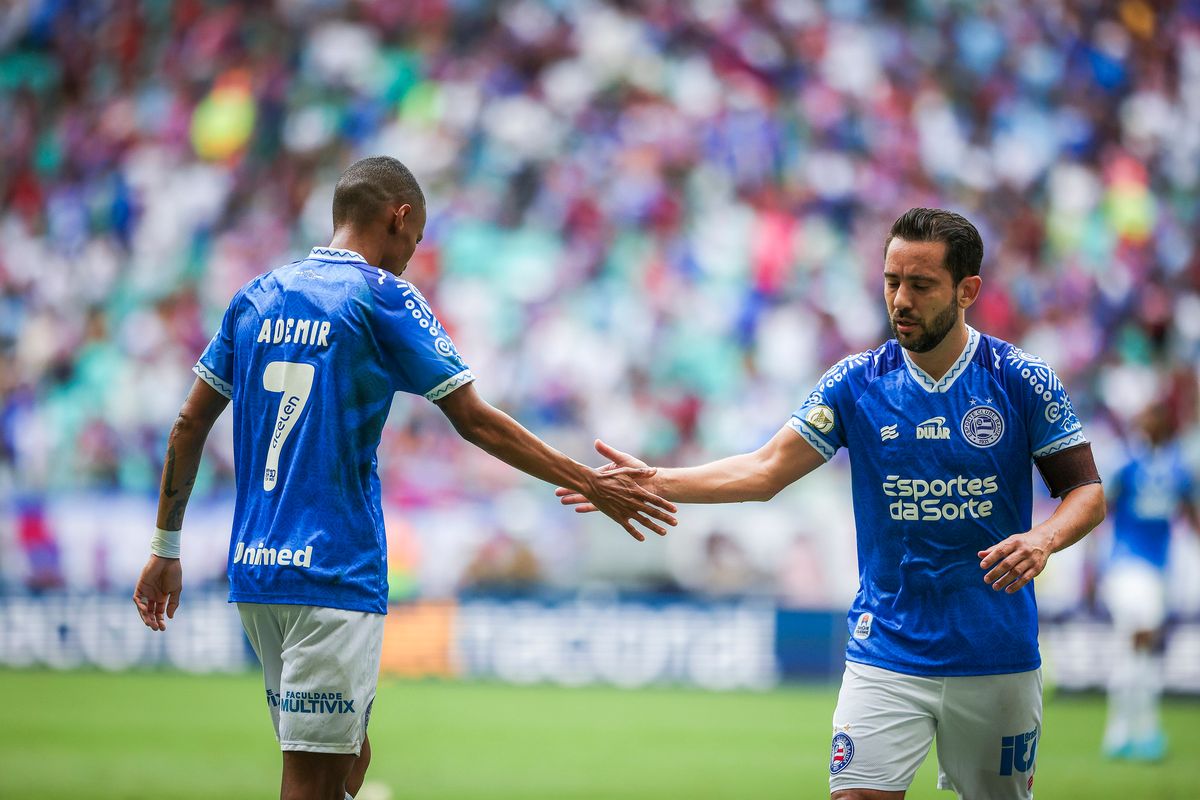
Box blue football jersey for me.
[1109,444,1193,571]
[194,247,474,614]
[789,327,1087,676]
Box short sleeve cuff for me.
[1032,431,1087,459]
[787,417,836,461]
[424,369,475,402]
[193,362,233,399]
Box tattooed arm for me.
[134,378,230,631]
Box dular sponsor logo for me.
[916,416,951,440]
[233,542,313,568]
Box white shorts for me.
[829,662,1043,799]
[238,603,385,754]
[1102,559,1166,634]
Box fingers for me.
[637,500,677,526]
[607,465,657,478]
[621,519,646,542]
[981,543,1042,593]
[557,490,593,506]
[133,592,156,629]
[133,583,165,631]
[166,589,180,620]
[574,504,598,513]
[595,439,633,465]
[633,513,668,537]
[978,542,1008,570]
[640,491,678,516]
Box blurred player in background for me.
[132,156,676,800]
[1101,404,1199,761]
[560,208,1106,799]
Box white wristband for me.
[151,528,182,559]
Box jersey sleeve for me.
[786,352,869,461]
[193,289,241,399]
[372,278,474,400]
[1001,347,1087,458]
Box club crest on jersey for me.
[916,416,951,440]
[961,406,1004,448]
[805,405,836,435]
[830,732,855,774]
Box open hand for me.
[978,530,1051,594]
[133,555,182,631]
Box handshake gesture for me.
[564,440,670,541]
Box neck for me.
[906,321,969,382]
[327,229,392,273]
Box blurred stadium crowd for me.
[2,0,1199,606]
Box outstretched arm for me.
[557,425,827,509]
[435,382,677,541]
[133,378,229,631]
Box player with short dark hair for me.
[133,155,676,800]
[559,207,1106,800]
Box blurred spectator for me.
[460,530,543,593]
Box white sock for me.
[346,793,354,800]
[1104,640,1137,748]
[1130,649,1163,742]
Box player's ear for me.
[387,204,410,236]
[958,275,982,308]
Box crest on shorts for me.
[961,406,1004,448]
[830,732,855,774]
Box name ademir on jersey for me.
[882,474,999,521]
[233,541,314,568]
[256,317,331,347]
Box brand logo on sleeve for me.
[805,405,836,434]
[853,613,872,639]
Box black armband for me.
[1034,442,1102,498]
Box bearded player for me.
[559,208,1105,799]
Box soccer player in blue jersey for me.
[131,156,677,800]
[1100,404,1198,761]
[558,208,1106,799]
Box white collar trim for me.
[309,246,367,264]
[902,326,980,394]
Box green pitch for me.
[2,669,1197,799]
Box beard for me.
[891,300,958,353]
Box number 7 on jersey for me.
[262,360,315,491]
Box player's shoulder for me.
[812,341,904,397]
[972,332,1056,379]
